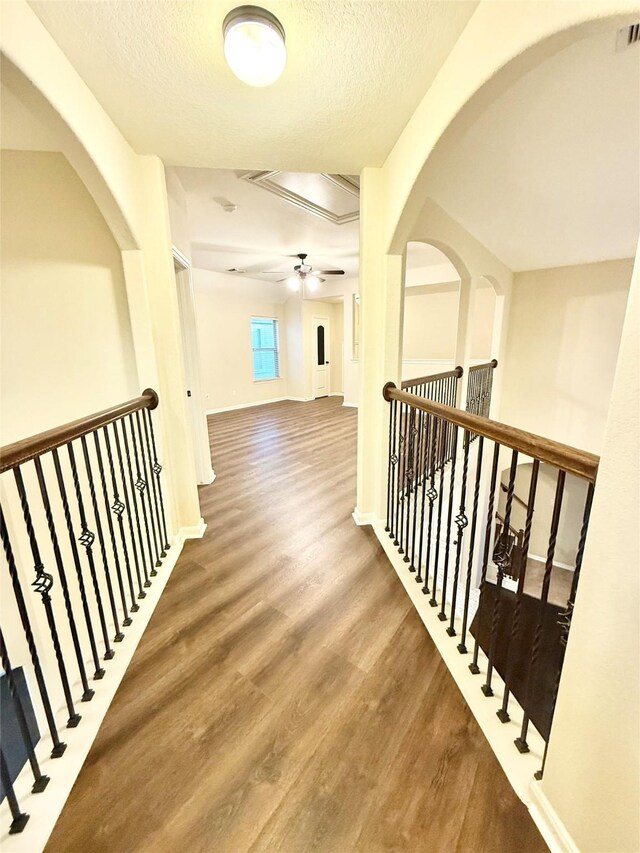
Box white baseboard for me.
[529,780,578,853]
[342,401,358,408]
[352,508,376,526]
[206,396,345,414]
[529,553,575,572]
[198,467,216,486]
[178,517,207,541]
[1,535,187,853]
[206,397,287,415]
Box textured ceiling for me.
[173,166,360,280]
[171,168,457,283]
[427,29,640,271]
[28,0,477,173]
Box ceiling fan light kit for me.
[261,253,345,292]
[223,6,286,87]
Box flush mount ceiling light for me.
[223,6,286,87]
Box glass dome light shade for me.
[223,6,286,87]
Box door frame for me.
[312,314,331,398]
[173,247,215,485]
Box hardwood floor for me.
[46,397,546,853]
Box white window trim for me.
[251,316,281,382]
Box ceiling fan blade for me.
[260,270,289,274]
[315,269,345,275]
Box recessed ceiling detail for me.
[239,171,360,224]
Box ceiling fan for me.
[261,253,345,291]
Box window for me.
[251,317,280,381]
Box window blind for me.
[250,317,280,381]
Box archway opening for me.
[401,241,461,383]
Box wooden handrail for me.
[383,382,599,483]
[0,389,159,474]
[401,365,464,390]
[468,359,498,373]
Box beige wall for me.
[331,301,344,395]
[0,150,137,443]
[192,275,347,411]
[165,168,191,262]
[192,269,288,411]
[498,462,588,568]
[541,245,639,853]
[470,284,495,360]
[402,284,459,360]
[500,259,633,454]
[401,282,495,379]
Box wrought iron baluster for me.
[498,459,540,722]
[414,412,430,584]
[470,442,501,675]
[81,435,123,643]
[0,628,49,792]
[437,425,459,617]
[482,449,519,695]
[51,448,104,679]
[396,402,407,551]
[409,408,425,576]
[0,748,29,834]
[385,396,396,535]
[390,400,399,539]
[534,482,595,779]
[141,409,166,560]
[67,442,114,661]
[34,456,94,700]
[429,425,448,606]
[422,416,440,593]
[403,407,417,564]
[0,505,66,755]
[145,407,170,551]
[13,466,81,726]
[103,424,138,616]
[128,415,156,580]
[120,418,151,590]
[515,469,566,754]
[135,410,162,571]
[458,435,484,654]
[394,401,403,545]
[93,430,131,627]
[447,430,471,636]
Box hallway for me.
[46,398,545,852]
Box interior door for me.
[312,316,330,398]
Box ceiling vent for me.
[616,23,640,50]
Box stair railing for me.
[383,380,598,778]
[465,359,498,419]
[0,390,169,835]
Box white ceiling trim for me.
[240,171,360,224]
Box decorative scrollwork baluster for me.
[14,466,81,726]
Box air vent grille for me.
[617,23,640,50]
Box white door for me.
[312,316,331,398]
